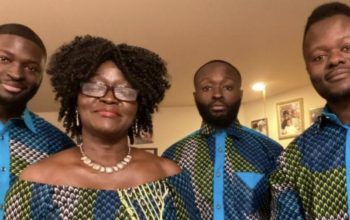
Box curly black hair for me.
[47,35,170,144]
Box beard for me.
[195,98,242,128]
[311,78,350,103]
[0,85,40,108]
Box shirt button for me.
[217,205,221,209]
[0,205,3,209]
[1,167,5,171]
[216,173,220,177]
[217,132,221,136]
[218,148,222,152]
[0,136,3,140]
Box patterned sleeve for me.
[269,145,306,220]
[165,171,201,220]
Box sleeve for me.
[165,171,201,220]
[4,181,33,220]
[269,148,306,220]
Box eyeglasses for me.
[81,82,138,101]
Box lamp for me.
[252,82,267,118]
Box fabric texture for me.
[4,171,200,220]
[8,111,76,186]
[270,107,350,220]
[0,110,75,219]
[162,120,283,220]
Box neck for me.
[327,101,350,125]
[0,104,26,124]
[80,133,130,166]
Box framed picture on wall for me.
[134,130,153,144]
[276,98,304,140]
[251,118,268,136]
[309,106,323,125]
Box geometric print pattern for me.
[270,115,349,220]
[4,171,200,219]
[163,120,282,220]
[8,112,76,187]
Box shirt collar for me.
[21,109,37,134]
[199,119,242,138]
[318,105,349,129]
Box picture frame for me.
[134,130,153,144]
[251,118,268,136]
[141,148,158,155]
[309,106,323,125]
[276,98,304,140]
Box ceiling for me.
[1,0,343,112]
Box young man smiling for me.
[0,24,75,219]
[270,2,350,219]
[163,60,282,219]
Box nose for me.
[212,87,223,99]
[6,63,24,80]
[328,50,346,68]
[99,89,119,104]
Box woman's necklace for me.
[78,143,132,174]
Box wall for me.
[35,105,246,155]
[35,85,324,151]
[243,84,325,148]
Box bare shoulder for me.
[158,157,182,177]
[20,148,77,182]
[132,148,181,178]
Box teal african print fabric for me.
[270,111,349,220]
[4,171,200,220]
[163,121,283,219]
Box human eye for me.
[312,54,326,62]
[0,56,10,63]
[202,86,211,91]
[342,44,350,52]
[26,65,40,73]
[223,85,233,90]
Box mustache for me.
[209,100,228,108]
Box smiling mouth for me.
[326,69,350,82]
[1,83,23,93]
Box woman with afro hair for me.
[4,35,200,220]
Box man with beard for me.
[0,24,75,219]
[270,2,350,220]
[162,60,282,220]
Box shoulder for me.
[19,148,76,183]
[132,148,181,178]
[241,125,282,149]
[162,130,202,158]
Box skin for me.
[20,61,180,190]
[193,62,243,129]
[303,15,350,124]
[0,34,45,124]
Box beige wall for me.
[35,105,246,155]
[35,85,324,152]
[243,84,325,148]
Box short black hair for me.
[0,23,46,57]
[194,60,242,86]
[303,2,350,39]
[47,35,170,144]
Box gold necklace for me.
[78,143,132,174]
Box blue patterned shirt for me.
[163,120,283,220]
[0,109,75,219]
[270,106,350,220]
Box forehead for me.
[304,15,350,51]
[195,63,240,84]
[93,61,127,81]
[0,34,45,63]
